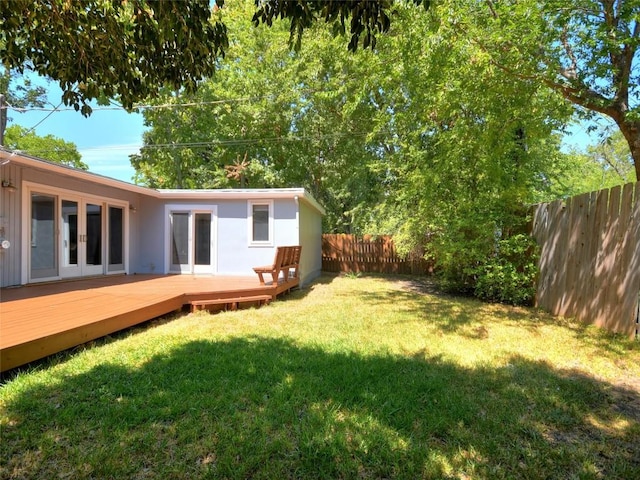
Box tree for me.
[0,67,48,145]
[585,130,636,184]
[132,0,392,232]
[433,0,640,180]
[0,0,427,117]
[0,0,228,115]
[3,124,86,169]
[355,3,573,303]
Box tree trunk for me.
[617,119,640,181]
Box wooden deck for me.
[0,274,296,372]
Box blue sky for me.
[7,80,605,185]
[7,82,144,183]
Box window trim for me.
[248,200,274,247]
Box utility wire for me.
[138,131,375,150]
[21,101,64,134]
[4,91,322,113]
[3,81,356,114]
[20,130,388,157]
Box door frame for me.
[164,204,217,275]
[21,181,130,284]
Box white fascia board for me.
[156,188,326,216]
[155,188,307,199]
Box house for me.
[0,148,324,288]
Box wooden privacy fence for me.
[322,234,431,274]
[532,181,640,337]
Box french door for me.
[28,186,127,282]
[168,208,216,274]
[59,197,104,278]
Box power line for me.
[3,91,320,114]
[114,130,378,151]
[2,80,359,114]
[21,130,388,157]
[21,101,64,134]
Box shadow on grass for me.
[346,274,637,354]
[1,336,638,479]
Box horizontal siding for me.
[0,163,22,287]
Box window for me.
[248,200,273,246]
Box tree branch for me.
[487,55,620,120]
[485,0,498,19]
[600,146,628,180]
[560,26,578,79]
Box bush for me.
[434,232,539,306]
[472,234,539,306]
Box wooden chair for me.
[253,246,302,286]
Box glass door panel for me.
[169,210,215,274]
[30,193,58,279]
[60,199,81,278]
[83,202,103,275]
[193,213,212,273]
[108,206,124,272]
[62,200,78,267]
[170,212,190,272]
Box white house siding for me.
[0,160,142,287]
[135,198,301,277]
[0,162,22,287]
[0,153,325,289]
[298,200,323,286]
[216,198,299,276]
[134,196,322,283]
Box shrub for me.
[472,234,539,306]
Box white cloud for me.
[78,143,141,182]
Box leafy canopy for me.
[0,0,428,116]
[132,0,390,233]
[0,0,227,115]
[440,0,640,179]
[4,124,86,169]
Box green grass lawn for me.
[1,274,639,479]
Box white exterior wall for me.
[0,162,22,287]
[134,196,323,283]
[298,200,323,286]
[137,198,307,278]
[0,161,143,287]
[0,151,325,288]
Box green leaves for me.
[252,0,430,52]
[0,0,226,115]
[4,124,87,169]
[472,234,540,306]
[440,0,640,178]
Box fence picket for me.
[533,181,640,337]
[321,234,432,274]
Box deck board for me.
[0,274,286,371]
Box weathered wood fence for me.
[322,234,431,274]
[532,181,640,337]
